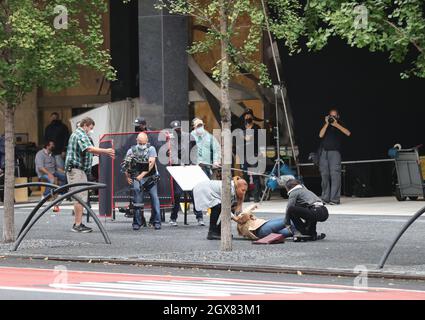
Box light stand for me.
[259,84,287,202]
[260,0,300,178]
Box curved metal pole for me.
[12,184,110,252]
[15,182,100,237]
[378,205,425,269]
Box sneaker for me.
[132,224,141,231]
[169,220,178,226]
[52,205,60,213]
[329,201,340,205]
[197,218,205,226]
[71,224,92,233]
[154,224,161,230]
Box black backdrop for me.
[277,38,424,196]
[279,38,425,163]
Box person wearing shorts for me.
[65,117,115,233]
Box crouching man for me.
[284,179,328,241]
[193,176,248,240]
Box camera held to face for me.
[328,115,335,124]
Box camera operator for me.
[124,132,161,231]
[318,108,351,205]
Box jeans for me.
[132,179,161,228]
[170,179,202,221]
[40,171,67,197]
[256,218,293,239]
[286,205,329,236]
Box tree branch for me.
[384,19,424,54]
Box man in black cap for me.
[241,108,262,202]
[134,117,149,132]
[168,120,203,226]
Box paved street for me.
[0,258,424,300]
[1,196,425,278]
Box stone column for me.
[138,0,189,129]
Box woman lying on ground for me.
[232,204,298,241]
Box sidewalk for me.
[1,196,425,278]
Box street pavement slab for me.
[1,196,425,278]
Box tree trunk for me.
[219,2,232,252]
[3,104,15,243]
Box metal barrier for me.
[12,182,111,252]
[378,205,425,269]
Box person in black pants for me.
[168,120,204,226]
[242,109,262,202]
[284,179,328,241]
[318,108,351,204]
[193,177,248,240]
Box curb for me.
[3,253,425,281]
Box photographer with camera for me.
[318,108,351,205]
[124,132,161,230]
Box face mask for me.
[245,118,253,125]
[88,130,94,137]
[195,126,205,135]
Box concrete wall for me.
[0,89,38,145]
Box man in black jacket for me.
[242,109,262,202]
[44,112,70,163]
[284,179,328,241]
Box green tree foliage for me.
[0,0,116,242]
[272,0,425,79]
[0,0,115,106]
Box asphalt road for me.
[1,207,425,276]
[0,257,424,300]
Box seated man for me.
[193,176,248,240]
[232,204,295,240]
[125,132,161,231]
[284,179,328,241]
[35,140,67,197]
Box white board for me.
[166,165,210,191]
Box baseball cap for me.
[170,120,181,129]
[134,117,147,126]
[243,108,254,116]
[193,118,204,128]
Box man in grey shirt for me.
[284,179,328,241]
[35,140,67,197]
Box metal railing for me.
[11,182,111,251]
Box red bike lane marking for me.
[0,266,424,300]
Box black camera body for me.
[328,116,335,124]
